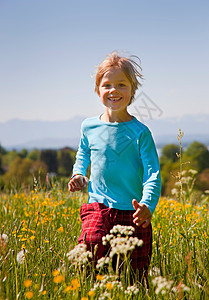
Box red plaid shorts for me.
[78,202,152,271]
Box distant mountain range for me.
[0,114,209,150]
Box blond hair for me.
[95,52,143,104]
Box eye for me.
[102,83,111,88]
[118,83,125,87]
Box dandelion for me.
[88,290,95,297]
[53,275,64,283]
[52,269,60,276]
[71,279,80,288]
[96,275,104,281]
[81,297,88,300]
[106,283,113,290]
[41,290,47,295]
[58,226,64,233]
[25,291,33,299]
[24,279,32,287]
[16,249,28,264]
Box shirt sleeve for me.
[139,130,161,215]
[72,126,91,177]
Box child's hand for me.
[68,175,89,192]
[132,199,152,228]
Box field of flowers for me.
[0,178,208,299]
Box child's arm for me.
[133,129,161,225]
[68,121,91,192]
[68,175,89,192]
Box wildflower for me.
[71,279,80,288]
[106,283,113,290]
[53,275,64,283]
[24,279,32,287]
[109,236,143,257]
[124,285,140,295]
[52,269,60,276]
[96,257,110,269]
[88,290,95,297]
[58,226,64,233]
[41,291,47,295]
[81,297,88,300]
[67,244,92,265]
[25,291,33,299]
[152,276,173,295]
[109,225,135,236]
[96,275,104,281]
[0,233,8,244]
[17,249,28,264]
[63,286,73,292]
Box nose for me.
[109,86,117,93]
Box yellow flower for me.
[81,297,88,300]
[42,274,46,277]
[96,275,104,281]
[25,291,33,299]
[53,275,64,283]
[41,290,47,295]
[24,279,32,288]
[58,226,64,233]
[88,290,95,297]
[30,235,35,240]
[64,286,73,292]
[106,283,113,290]
[71,279,80,288]
[52,269,60,276]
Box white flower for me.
[188,169,198,175]
[67,243,92,265]
[0,233,8,244]
[110,225,135,237]
[109,236,143,257]
[96,257,110,269]
[16,249,28,264]
[124,284,139,295]
[149,266,160,276]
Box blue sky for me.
[0,0,208,122]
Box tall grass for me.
[0,181,208,299]
[0,132,209,299]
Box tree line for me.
[0,146,75,190]
[0,141,209,195]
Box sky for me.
[0,0,209,123]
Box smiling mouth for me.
[108,97,122,102]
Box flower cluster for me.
[109,225,135,236]
[67,243,92,265]
[109,236,143,257]
[152,276,190,296]
[124,284,140,295]
[102,225,143,258]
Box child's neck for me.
[101,110,133,123]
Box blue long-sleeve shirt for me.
[72,116,161,215]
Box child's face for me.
[98,67,133,114]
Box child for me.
[68,52,161,281]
